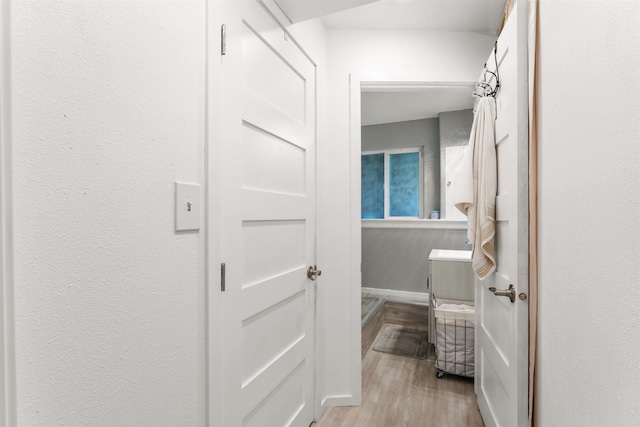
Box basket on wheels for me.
[433,300,474,379]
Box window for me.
[361,148,422,219]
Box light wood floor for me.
[312,323,484,427]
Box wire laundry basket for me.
[434,300,475,378]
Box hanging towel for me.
[454,96,497,279]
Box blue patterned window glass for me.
[388,152,420,217]
[361,153,385,219]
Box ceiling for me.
[274,0,506,125]
[320,0,506,34]
[275,0,507,34]
[274,0,378,24]
[321,0,505,125]
[361,86,475,126]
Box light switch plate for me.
[175,182,200,232]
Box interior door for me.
[475,2,529,426]
[220,1,317,426]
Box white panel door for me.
[475,2,528,426]
[220,1,317,426]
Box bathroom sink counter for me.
[428,249,472,262]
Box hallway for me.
[2,1,638,425]
[313,326,483,427]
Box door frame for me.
[205,0,223,424]
[348,76,479,401]
[1,1,16,425]
[349,76,530,420]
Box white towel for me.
[454,97,497,279]
[437,303,475,313]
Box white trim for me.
[361,82,476,92]
[348,73,362,407]
[205,0,223,425]
[1,1,15,425]
[314,397,329,422]
[361,287,429,306]
[363,147,421,155]
[323,395,360,408]
[348,76,476,411]
[362,219,467,230]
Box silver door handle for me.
[307,265,322,281]
[488,284,515,303]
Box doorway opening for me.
[357,80,475,312]
[327,79,484,424]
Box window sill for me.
[361,219,467,230]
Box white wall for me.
[10,1,206,424]
[322,29,494,402]
[4,0,333,422]
[439,109,473,219]
[536,1,640,425]
[14,1,639,423]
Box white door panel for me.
[221,1,316,426]
[243,91,307,150]
[475,2,528,426]
[242,190,306,220]
[242,125,306,196]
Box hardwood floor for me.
[383,302,429,330]
[362,302,385,358]
[313,323,484,427]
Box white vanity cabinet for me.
[428,249,474,344]
[430,250,474,300]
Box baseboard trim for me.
[323,394,360,408]
[361,219,467,230]
[315,398,329,422]
[362,287,429,305]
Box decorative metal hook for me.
[473,41,500,99]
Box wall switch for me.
[175,182,200,232]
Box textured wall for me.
[11,1,205,424]
[362,118,440,216]
[362,228,468,293]
[537,1,640,424]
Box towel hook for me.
[473,41,500,98]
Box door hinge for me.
[221,24,226,56]
[221,263,226,292]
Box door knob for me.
[488,284,516,303]
[307,265,322,281]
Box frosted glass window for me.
[361,148,422,219]
[361,153,384,219]
[388,152,420,217]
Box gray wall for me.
[361,115,473,294]
[361,119,440,215]
[362,228,469,293]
